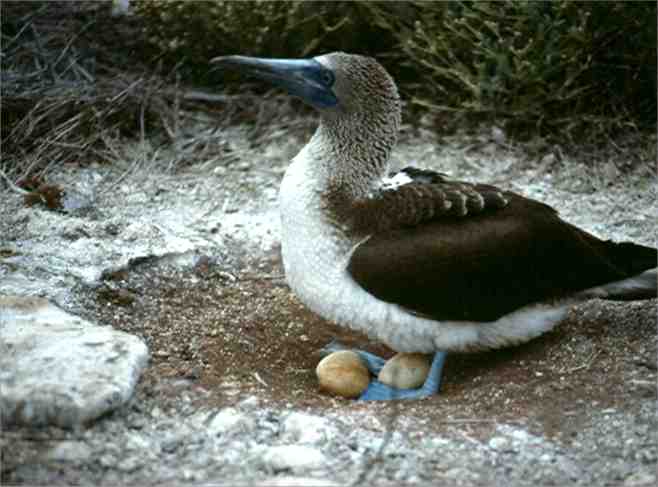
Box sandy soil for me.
[1,121,656,485]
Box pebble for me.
[281,412,330,444]
[488,436,511,451]
[624,471,656,486]
[491,126,506,144]
[116,456,143,472]
[46,441,92,462]
[540,153,556,167]
[239,395,260,409]
[378,353,431,389]
[263,445,326,472]
[510,429,532,443]
[257,477,339,486]
[315,351,370,399]
[205,408,256,436]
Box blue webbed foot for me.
[359,351,448,401]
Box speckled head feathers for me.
[314,52,401,125]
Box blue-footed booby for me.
[211,52,657,401]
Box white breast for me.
[278,151,355,319]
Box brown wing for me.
[347,190,654,322]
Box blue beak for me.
[211,55,338,109]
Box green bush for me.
[393,1,656,137]
[133,0,406,81]
[134,0,656,139]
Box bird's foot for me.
[358,351,447,401]
[359,380,432,400]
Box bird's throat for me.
[310,117,397,201]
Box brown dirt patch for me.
[78,240,657,443]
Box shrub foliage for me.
[134,0,655,139]
[132,1,405,80]
[395,1,656,137]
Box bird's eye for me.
[321,70,334,86]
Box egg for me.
[377,352,431,389]
[316,350,370,399]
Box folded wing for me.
[347,173,656,322]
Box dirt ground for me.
[2,119,655,485]
[79,221,657,437]
[74,213,653,413]
[2,2,656,485]
[83,242,655,432]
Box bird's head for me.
[211,52,400,122]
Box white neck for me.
[292,105,400,200]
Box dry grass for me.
[0,1,311,191]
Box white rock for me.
[540,153,556,167]
[111,0,131,16]
[281,412,330,444]
[263,445,326,472]
[257,477,339,486]
[510,429,532,443]
[624,471,656,486]
[444,467,469,479]
[116,455,143,472]
[125,432,151,451]
[205,408,255,436]
[0,296,149,428]
[239,395,260,409]
[488,436,510,450]
[491,126,506,144]
[46,440,92,462]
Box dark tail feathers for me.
[592,241,657,300]
[610,241,657,277]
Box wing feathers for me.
[326,167,510,232]
[347,189,656,322]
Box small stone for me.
[491,126,505,144]
[205,408,255,436]
[258,477,339,487]
[99,453,117,468]
[378,353,431,389]
[488,436,510,451]
[510,429,531,442]
[125,431,151,451]
[239,395,260,409]
[116,455,143,472]
[444,467,469,479]
[624,471,656,486]
[263,445,326,472]
[281,412,330,444]
[540,153,556,167]
[316,351,370,399]
[46,440,92,462]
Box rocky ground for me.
[1,120,656,486]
